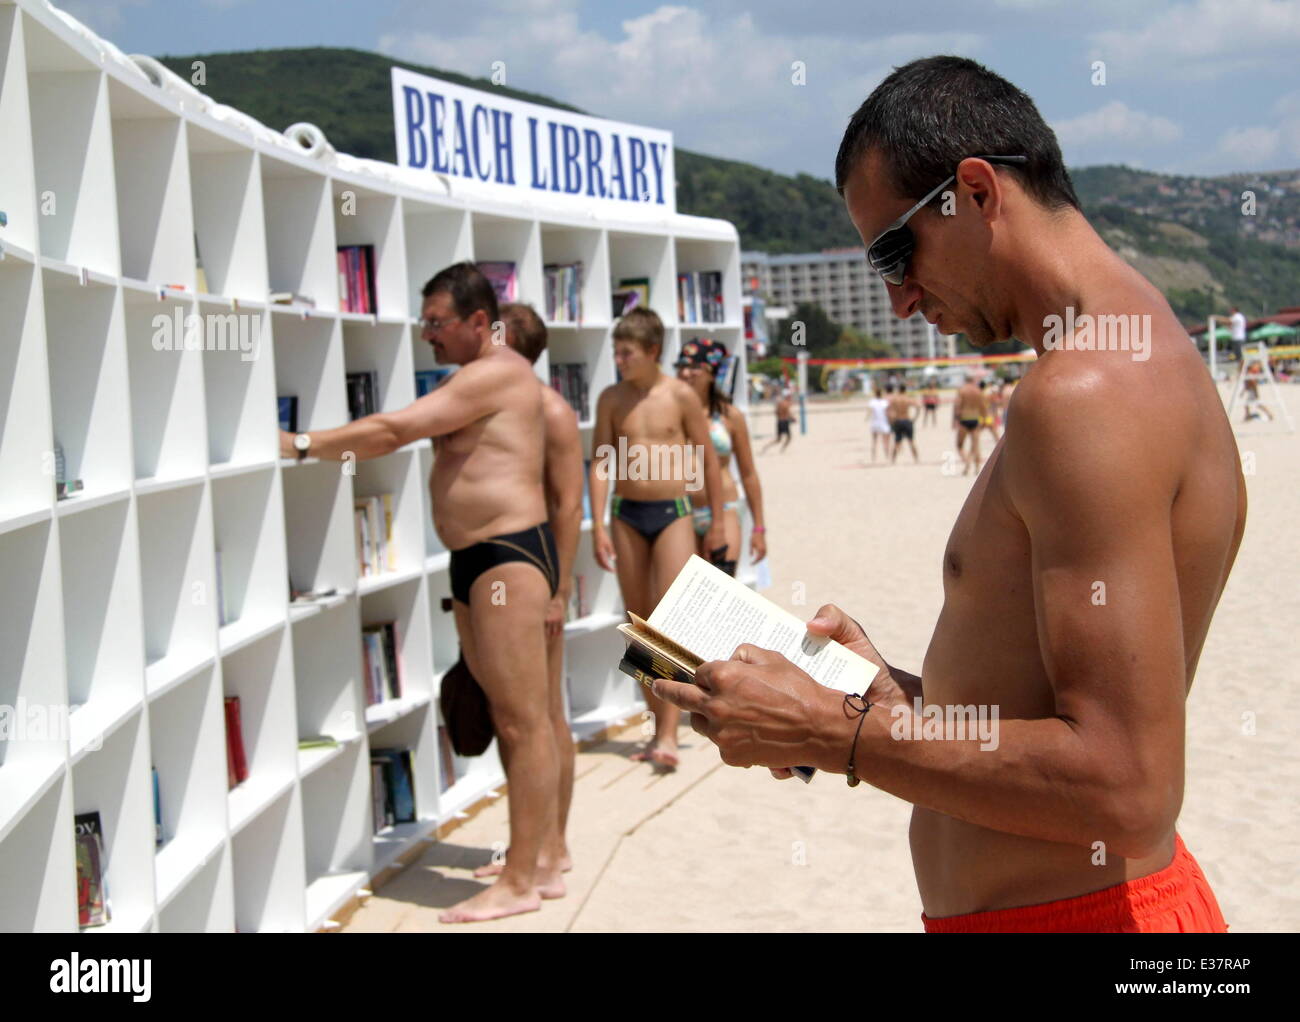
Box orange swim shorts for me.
[921,834,1228,933]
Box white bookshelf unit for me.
[0,0,746,932]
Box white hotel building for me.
[741,248,944,359]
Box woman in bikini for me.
[674,338,768,577]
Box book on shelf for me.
[224,696,249,789]
[194,232,208,294]
[53,439,83,500]
[353,507,369,578]
[436,726,456,794]
[298,735,340,751]
[353,494,396,576]
[543,261,583,322]
[616,554,869,783]
[337,244,377,314]
[548,362,590,420]
[290,584,340,604]
[676,270,725,324]
[277,395,298,434]
[581,458,592,522]
[346,370,379,421]
[370,762,391,832]
[361,620,402,706]
[478,261,517,304]
[75,812,111,928]
[676,271,697,323]
[370,748,417,827]
[611,287,641,318]
[414,367,453,398]
[614,277,650,316]
[565,573,588,622]
[152,766,164,848]
[269,291,315,307]
[715,353,738,400]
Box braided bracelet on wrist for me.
[843,693,872,787]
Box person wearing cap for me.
[675,338,768,577]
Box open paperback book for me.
[617,554,873,782]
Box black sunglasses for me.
[866,155,1028,286]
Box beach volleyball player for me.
[652,57,1243,933]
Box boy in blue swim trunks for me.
[590,308,725,768]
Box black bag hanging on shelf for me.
[439,653,495,756]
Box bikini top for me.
[708,413,733,458]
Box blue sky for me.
[65,0,1300,179]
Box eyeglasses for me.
[866,155,1028,286]
[419,315,461,334]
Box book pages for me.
[647,555,870,695]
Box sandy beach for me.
[345,382,1299,933]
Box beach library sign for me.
[391,67,676,215]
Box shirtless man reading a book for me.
[280,261,560,923]
[652,57,1242,933]
[591,307,725,769]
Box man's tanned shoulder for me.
[1002,357,1184,520]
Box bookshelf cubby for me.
[44,270,132,502]
[150,664,227,909]
[156,844,233,933]
[108,75,194,286]
[0,519,67,802]
[71,710,155,933]
[59,497,143,760]
[0,0,743,931]
[540,224,609,328]
[231,784,305,932]
[332,180,405,319]
[609,230,675,326]
[222,628,297,835]
[212,466,287,649]
[0,7,39,256]
[343,320,414,423]
[472,211,541,306]
[0,257,53,527]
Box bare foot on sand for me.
[536,867,566,900]
[649,746,679,771]
[438,881,541,924]
[474,853,573,878]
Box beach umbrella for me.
[1249,323,1297,341]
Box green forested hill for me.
[159,47,1300,324]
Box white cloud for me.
[1089,0,1300,79]
[1052,100,1183,148]
[1217,125,1280,161]
[1214,90,1300,166]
